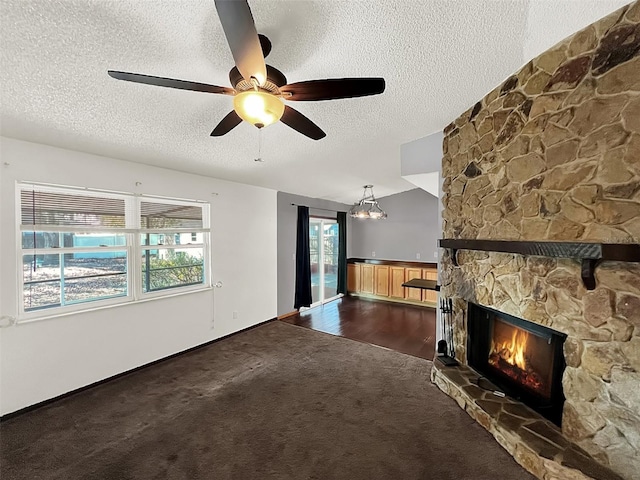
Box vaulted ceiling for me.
[0,0,629,203]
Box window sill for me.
[15,286,214,325]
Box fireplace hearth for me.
[467,303,566,426]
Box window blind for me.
[140,201,203,229]
[20,188,126,230]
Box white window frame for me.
[136,196,211,301]
[17,182,211,322]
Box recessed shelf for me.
[438,239,640,290]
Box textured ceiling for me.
[0,0,630,203]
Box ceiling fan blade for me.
[280,106,326,140]
[214,0,267,85]
[280,78,386,101]
[108,71,235,95]
[210,111,242,137]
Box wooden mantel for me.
[439,239,640,290]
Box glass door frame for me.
[309,216,342,308]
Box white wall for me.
[0,155,4,416]
[0,137,278,415]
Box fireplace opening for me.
[467,303,567,426]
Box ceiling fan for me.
[108,0,385,140]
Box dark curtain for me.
[294,206,312,309]
[336,211,347,295]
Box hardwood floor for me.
[280,296,436,360]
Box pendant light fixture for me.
[349,185,387,219]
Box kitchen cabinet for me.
[404,268,423,302]
[360,264,375,294]
[422,268,438,304]
[347,263,360,293]
[347,259,437,308]
[389,266,406,299]
[374,265,390,296]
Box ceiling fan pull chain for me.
[255,128,263,162]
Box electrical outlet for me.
[434,252,438,259]
[416,253,421,260]
[233,311,238,319]
[372,251,376,257]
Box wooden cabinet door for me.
[347,264,360,293]
[422,268,438,304]
[405,267,423,301]
[360,264,374,294]
[389,266,406,299]
[374,265,390,297]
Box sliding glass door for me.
[309,218,339,306]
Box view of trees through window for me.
[141,232,205,292]
[142,249,204,292]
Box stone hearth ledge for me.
[431,361,623,480]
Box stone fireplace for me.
[432,3,640,480]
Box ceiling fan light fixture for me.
[349,185,387,220]
[233,90,284,128]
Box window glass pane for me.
[141,248,204,292]
[24,280,61,311]
[141,232,204,246]
[63,254,127,304]
[21,232,61,249]
[309,223,320,303]
[22,232,127,250]
[23,254,61,311]
[23,253,60,280]
[323,223,339,299]
[141,234,165,246]
[22,253,128,312]
[140,201,203,229]
[69,233,126,248]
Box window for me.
[139,200,206,293]
[19,183,210,319]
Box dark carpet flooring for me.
[1,321,535,480]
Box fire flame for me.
[491,328,529,370]
[487,323,548,398]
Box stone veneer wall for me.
[440,3,640,479]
